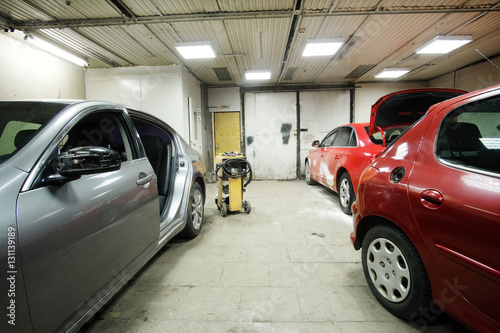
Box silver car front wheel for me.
[191,186,203,230]
[180,182,204,238]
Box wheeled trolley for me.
[215,155,252,217]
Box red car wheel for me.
[361,224,432,320]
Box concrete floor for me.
[82,180,469,333]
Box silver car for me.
[0,100,206,333]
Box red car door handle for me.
[420,189,443,209]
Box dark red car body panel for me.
[351,85,500,332]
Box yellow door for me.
[213,112,241,156]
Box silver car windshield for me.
[0,102,67,164]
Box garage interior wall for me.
[429,55,500,92]
[299,90,351,176]
[0,33,85,99]
[2,34,500,180]
[85,65,212,172]
[353,82,428,123]
[242,90,351,180]
[208,87,241,112]
[182,68,205,156]
[244,91,298,180]
[86,66,186,138]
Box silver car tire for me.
[180,182,204,238]
[361,224,432,320]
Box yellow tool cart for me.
[215,153,252,217]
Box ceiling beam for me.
[304,6,500,17]
[277,0,302,84]
[9,6,500,31]
[13,11,294,30]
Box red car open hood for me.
[368,88,467,136]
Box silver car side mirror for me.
[57,146,121,177]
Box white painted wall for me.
[245,92,297,180]
[0,33,85,99]
[243,89,352,179]
[181,67,203,154]
[429,56,500,92]
[353,82,428,123]
[85,66,195,141]
[299,90,351,175]
[208,87,241,112]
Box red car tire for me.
[361,224,433,320]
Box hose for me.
[216,157,253,187]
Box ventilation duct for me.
[213,67,232,81]
[345,64,376,79]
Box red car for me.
[305,88,466,214]
[351,84,500,332]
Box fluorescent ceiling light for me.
[375,68,410,79]
[302,38,343,57]
[417,35,473,54]
[175,41,216,59]
[29,37,88,67]
[245,70,271,80]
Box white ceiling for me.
[1,0,499,87]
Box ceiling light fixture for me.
[302,38,343,57]
[175,41,216,59]
[245,70,271,80]
[416,35,473,54]
[28,36,88,67]
[375,68,410,79]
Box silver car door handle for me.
[136,172,154,186]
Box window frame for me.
[435,96,500,178]
[320,128,340,148]
[28,109,139,190]
[330,126,357,148]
